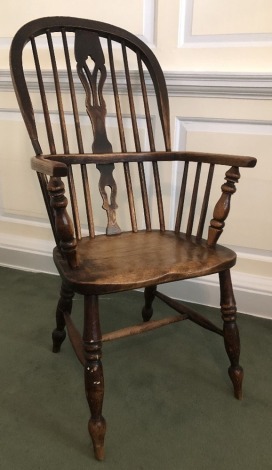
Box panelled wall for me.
[1,0,271,318]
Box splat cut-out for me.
[75,30,121,235]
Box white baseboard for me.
[0,239,271,320]
[159,273,272,320]
[0,232,58,275]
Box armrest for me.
[40,151,257,168]
[171,151,257,168]
[31,155,68,176]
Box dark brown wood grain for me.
[10,16,256,461]
[219,270,244,400]
[83,295,106,461]
[47,176,78,268]
[32,151,257,168]
[208,166,241,247]
[53,231,237,295]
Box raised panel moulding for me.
[141,0,157,46]
[0,0,156,50]
[2,69,272,99]
[179,0,272,47]
[175,117,272,140]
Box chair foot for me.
[88,417,106,461]
[219,270,244,400]
[228,365,244,400]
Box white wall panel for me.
[180,0,272,46]
[0,0,157,68]
[175,0,272,71]
[192,0,272,36]
[174,116,272,251]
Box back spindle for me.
[122,42,140,152]
[67,165,82,240]
[196,163,215,240]
[31,36,56,154]
[186,162,202,237]
[152,162,165,231]
[47,30,69,154]
[82,164,95,238]
[108,38,137,232]
[122,43,151,230]
[138,54,165,229]
[175,161,189,233]
[61,29,84,154]
[138,162,151,230]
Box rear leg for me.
[142,285,157,322]
[52,283,74,353]
[219,270,244,399]
[84,295,106,461]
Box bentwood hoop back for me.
[10,16,256,461]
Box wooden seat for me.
[10,16,256,461]
[54,231,236,294]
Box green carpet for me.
[0,266,271,469]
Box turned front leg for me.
[52,283,74,353]
[219,270,244,400]
[83,295,106,461]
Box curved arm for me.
[40,151,257,168]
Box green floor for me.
[0,266,272,469]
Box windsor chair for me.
[10,17,256,461]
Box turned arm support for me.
[47,176,79,268]
[31,157,78,268]
[207,166,240,247]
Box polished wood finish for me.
[83,295,106,461]
[53,231,237,294]
[47,176,78,268]
[31,151,257,168]
[208,166,240,247]
[10,16,256,461]
[219,269,243,399]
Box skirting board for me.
[0,243,271,320]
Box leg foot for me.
[142,285,157,322]
[88,417,106,461]
[52,283,74,353]
[228,366,244,400]
[84,295,106,461]
[219,270,244,400]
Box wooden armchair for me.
[10,17,256,461]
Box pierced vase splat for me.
[75,30,121,235]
